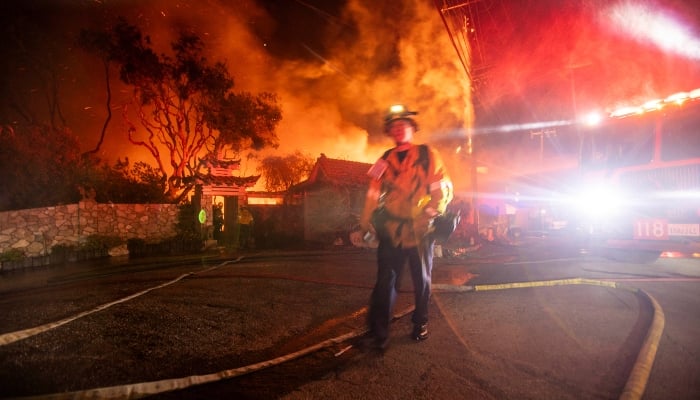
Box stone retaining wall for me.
[0,201,179,258]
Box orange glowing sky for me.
[2,0,699,194]
[64,0,471,177]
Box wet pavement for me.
[0,238,699,399]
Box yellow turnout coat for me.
[360,144,453,247]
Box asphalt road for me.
[0,238,699,399]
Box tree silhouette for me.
[258,151,315,192]
[80,19,282,202]
[0,124,82,210]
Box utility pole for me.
[530,129,556,163]
[434,0,490,235]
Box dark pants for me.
[368,237,434,341]
[239,224,251,248]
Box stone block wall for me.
[0,201,179,258]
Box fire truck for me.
[570,89,700,261]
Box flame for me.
[71,0,473,191]
[23,0,700,194]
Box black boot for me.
[356,331,389,353]
[411,323,428,341]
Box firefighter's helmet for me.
[383,104,418,132]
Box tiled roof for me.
[198,155,241,169]
[184,174,260,187]
[290,154,371,193]
[312,154,372,186]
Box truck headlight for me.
[572,184,626,220]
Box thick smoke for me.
[70,0,471,188]
[214,0,472,163]
[14,0,700,192]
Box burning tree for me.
[258,151,315,192]
[80,19,281,202]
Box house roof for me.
[198,154,241,169]
[290,154,372,192]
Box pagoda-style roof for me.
[188,152,260,197]
[198,154,241,169]
[185,173,260,187]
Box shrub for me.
[126,238,147,257]
[176,202,198,236]
[82,235,123,251]
[50,243,77,255]
[0,248,25,262]
[163,231,203,254]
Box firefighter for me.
[238,206,254,249]
[359,104,453,351]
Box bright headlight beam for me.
[582,112,603,126]
[654,190,700,200]
[606,3,700,60]
[571,184,627,220]
[468,119,571,135]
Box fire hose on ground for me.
[1,260,664,400]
